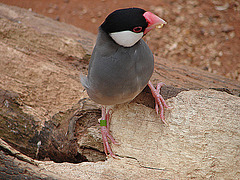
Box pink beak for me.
[143,11,167,34]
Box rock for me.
[0,89,41,159]
[39,89,240,179]
[215,3,229,11]
[111,90,239,178]
[0,146,62,179]
[221,24,234,33]
[0,3,239,180]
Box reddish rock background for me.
[2,0,240,81]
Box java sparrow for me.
[81,8,171,157]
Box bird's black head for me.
[100,8,166,47]
[101,8,148,34]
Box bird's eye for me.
[133,26,142,33]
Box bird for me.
[81,7,171,157]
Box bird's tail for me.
[80,74,89,89]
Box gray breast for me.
[82,30,154,105]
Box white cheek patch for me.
[110,31,143,47]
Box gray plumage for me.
[81,28,154,105]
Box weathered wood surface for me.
[0,3,239,179]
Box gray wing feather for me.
[80,74,89,89]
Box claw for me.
[148,81,172,124]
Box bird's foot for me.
[148,81,172,124]
[100,107,119,158]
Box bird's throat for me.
[110,31,143,47]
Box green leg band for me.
[100,119,107,126]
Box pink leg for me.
[100,106,119,158]
[148,81,172,124]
